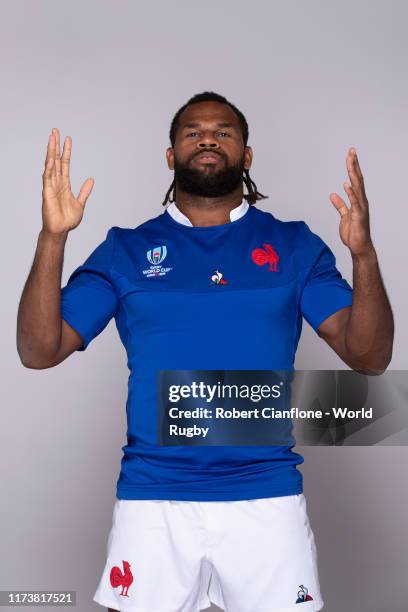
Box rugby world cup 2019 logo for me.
[147,245,167,265]
[143,245,173,277]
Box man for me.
[17,91,393,612]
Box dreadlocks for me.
[162,91,268,206]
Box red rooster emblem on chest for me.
[251,243,279,271]
[110,560,134,597]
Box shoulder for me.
[252,206,324,250]
[105,214,169,271]
[251,207,332,275]
[108,211,167,240]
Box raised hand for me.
[329,148,375,257]
[42,128,94,235]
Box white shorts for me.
[93,493,324,612]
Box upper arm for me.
[316,305,352,364]
[24,320,86,369]
[60,319,86,356]
[298,222,354,364]
[317,307,385,373]
[44,320,86,367]
[58,227,119,356]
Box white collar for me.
[165,200,249,226]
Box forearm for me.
[17,229,68,367]
[345,248,394,373]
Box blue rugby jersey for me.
[60,204,353,501]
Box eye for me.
[186,131,231,138]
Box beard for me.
[173,151,245,198]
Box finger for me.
[76,178,94,208]
[54,128,62,176]
[350,148,364,182]
[43,133,55,183]
[42,153,55,187]
[343,182,362,212]
[329,192,349,218]
[61,136,72,179]
[50,130,58,179]
[346,149,364,201]
[350,148,369,210]
[44,131,55,166]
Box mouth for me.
[193,152,223,165]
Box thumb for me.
[77,178,95,208]
[330,192,349,218]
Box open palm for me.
[329,148,374,257]
[42,128,94,235]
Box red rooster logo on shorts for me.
[110,560,134,597]
[251,243,279,271]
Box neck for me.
[174,185,244,227]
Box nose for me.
[197,138,220,150]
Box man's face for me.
[166,101,253,199]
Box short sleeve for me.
[60,227,119,351]
[299,223,353,333]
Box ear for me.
[166,147,174,170]
[244,146,253,171]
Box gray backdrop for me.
[1,1,407,610]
